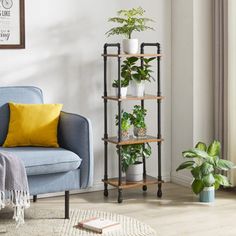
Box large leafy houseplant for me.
[106,7,155,54]
[176,140,235,196]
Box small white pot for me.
[122,39,139,54]
[126,161,143,182]
[130,80,145,97]
[115,87,128,98]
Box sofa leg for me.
[65,191,69,219]
[33,195,37,202]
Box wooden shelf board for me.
[102,135,163,145]
[102,94,164,101]
[102,175,164,189]
[102,53,162,58]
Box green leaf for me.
[214,181,220,190]
[192,179,204,195]
[214,174,231,187]
[202,173,215,187]
[195,142,207,151]
[182,150,197,158]
[207,140,221,157]
[128,57,139,64]
[191,166,201,179]
[200,162,214,176]
[216,159,235,171]
[176,161,195,171]
[192,149,212,160]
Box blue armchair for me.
[0,86,93,219]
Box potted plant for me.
[176,140,235,203]
[112,79,129,98]
[115,111,131,140]
[130,105,147,138]
[131,57,156,97]
[112,57,138,98]
[120,57,138,95]
[120,143,151,182]
[106,7,155,54]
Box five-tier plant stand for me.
[102,42,163,203]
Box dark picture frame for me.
[0,0,25,49]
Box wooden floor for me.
[31,183,236,236]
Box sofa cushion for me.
[0,86,44,146]
[0,147,82,176]
[3,103,63,148]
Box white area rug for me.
[0,208,156,236]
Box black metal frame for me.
[140,43,162,197]
[32,191,70,219]
[103,42,162,202]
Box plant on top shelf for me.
[115,111,131,140]
[106,7,155,54]
[120,143,151,182]
[176,140,235,203]
[131,57,156,97]
[130,105,147,138]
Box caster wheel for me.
[118,197,123,203]
[142,185,147,191]
[157,189,162,198]
[118,190,123,203]
[104,189,108,197]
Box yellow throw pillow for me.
[3,103,63,148]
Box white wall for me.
[193,0,213,143]
[171,0,214,185]
[0,0,172,191]
[171,0,194,185]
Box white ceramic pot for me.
[115,87,128,98]
[126,161,143,182]
[130,80,145,97]
[122,39,139,54]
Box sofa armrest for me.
[58,111,93,188]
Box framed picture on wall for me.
[0,0,25,49]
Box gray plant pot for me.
[118,130,129,140]
[126,161,143,182]
[199,186,215,203]
[133,127,147,138]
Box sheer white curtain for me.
[228,0,236,185]
[213,0,228,163]
[214,0,236,185]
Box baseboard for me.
[33,173,171,199]
[170,172,192,187]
